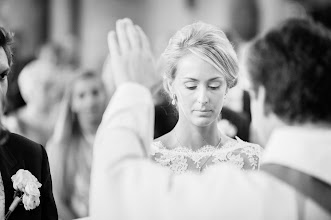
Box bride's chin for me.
[191,118,215,127]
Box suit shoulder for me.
[7,132,44,155]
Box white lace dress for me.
[150,137,262,174]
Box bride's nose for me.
[196,86,208,105]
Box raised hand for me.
[101,55,116,97]
[105,18,161,93]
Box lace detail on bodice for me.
[150,137,262,174]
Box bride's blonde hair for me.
[161,21,239,98]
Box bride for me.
[151,22,261,174]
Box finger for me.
[127,22,140,49]
[102,55,116,96]
[102,55,112,82]
[116,18,131,52]
[108,31,120,56]
[135,25,151,50]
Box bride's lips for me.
[193,109,213,116]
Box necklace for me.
[173,129,222,172]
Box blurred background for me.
[1,0,331,141]
[0,0,310,73]
[1,0,330,139]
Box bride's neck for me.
[174,119,220,151]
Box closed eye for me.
[209,85,220,90]
[208,82,221,90]
[184,82,197,90]
[185,85,197,90]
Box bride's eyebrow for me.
[182,77,198,81]
[208,77,224,81]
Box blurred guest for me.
[37,43,63,65]
[5,40,76,115]
[0,26,57,220]
[90,18,331,219]
[2,59,64,146]
[5,31,35,114]
[33,41,79,73]
[56,35,81,70]
[47,71,107,220]
[229,0,259,42]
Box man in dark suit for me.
[0,27,58,219]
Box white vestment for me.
[90,83,331,220]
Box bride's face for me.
[171,53,227,127]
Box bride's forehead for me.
[176,54,225,80]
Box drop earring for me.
[171,94,177,105]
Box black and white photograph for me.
[0,0,330,219]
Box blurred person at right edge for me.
[90,18,331,219]
[47,71,108,220]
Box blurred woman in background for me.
[2,59,65,146]
[47,71,108,220]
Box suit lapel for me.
[0,135,25,214]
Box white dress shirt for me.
[0,172,4,220]
[90,83,331,220]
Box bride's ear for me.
[167,80,175,95]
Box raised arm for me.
[89,18,167,219]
